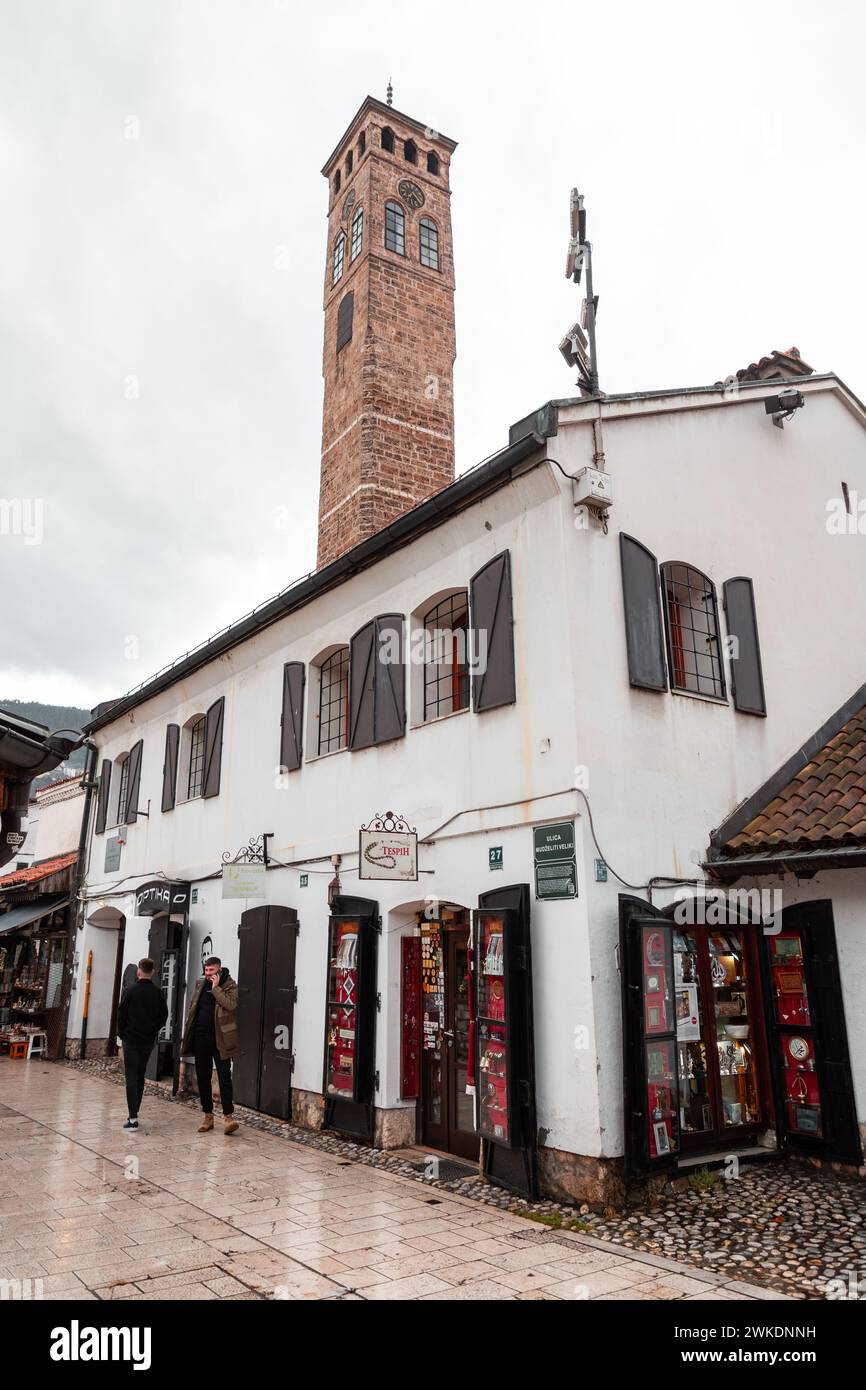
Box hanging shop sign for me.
[134,879,190,916]
[222,864,266,899]
[359,811,418,881]
[533,821,577,900]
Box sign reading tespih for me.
[359,813,418,881]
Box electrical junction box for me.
[572,466,613,510]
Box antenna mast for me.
[561,188,600,396]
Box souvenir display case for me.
[763,927,824,1141]
[476,912,512,1143]
[708,930,760,1129]
[673,930,711,1137]
[474,885,538,1198]
[322,900,378,1128]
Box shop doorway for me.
[672,923,768,1150]
[234,904,299,1120]
[106,920,126,1058]
[420,914,477,1161]
[145,913,188,1082]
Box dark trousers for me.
[194,1039,234,1115]
[122,1042,151,1119]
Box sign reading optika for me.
[359,829,418,881]
[134,879,191,916]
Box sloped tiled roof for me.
[724,706,866,856]
[0,851,78,889]
[734,346,815,383]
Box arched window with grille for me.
[661,562,726,699]
[384,201,405,255]
[381,126,394,153]
[187,715,207,798]
[419,217,439,270]
[423,592,470,720]
[350,205,364,262]
[317,648,350,754]
[114,755,129,826]
[404,138,418,164]
[427,151,440,176]
[332,232,345,286]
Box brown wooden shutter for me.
[619,534,667,691]
[203,697,225,799]
[349,621,376,750]
[373,613,405,743]
[161,725,179,812]
[95,758,112,834]
[280,662,305,771]
[124,740,143,824]
[470,551,516,712]
[336,291,354,353]
[723,577,766,716]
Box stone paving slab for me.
[0,1060,792,1301]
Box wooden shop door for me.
[421,924,477,1161]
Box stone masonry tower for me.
[317,96,457,568]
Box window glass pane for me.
[384,202,405,255]
[663,563,725,698]
[419,218,439,270]
[318,649,349,754]
[646,1039,679,1156]
[642,924,673,1034]
[325,919,359,1097]
[332,234,345,285]
[423,592,469,719]
[350,207,363,261]
[188,718,206,798]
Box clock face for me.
[397,178,425,210]
[788,1035,810,1062]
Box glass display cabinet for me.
[323,896,378,1139]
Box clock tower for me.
[317,96,457,568]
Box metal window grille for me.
[384,201,405,255]
[661,563,726,699]
[423,593,470,720]
[187,716,206,798]
[318,649,349,754]
[116,758,129,825]
[419,217,439,270]
[350,206,364,262]
[332,234,345,286]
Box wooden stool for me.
[9,1040,27,1059]
[27,1032,48,1060]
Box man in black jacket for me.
[117,958,168,1133]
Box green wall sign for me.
[488,846,503,871]
[533,821,577,900]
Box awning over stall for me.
[0,894,70,935]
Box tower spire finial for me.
[386,78,393,107]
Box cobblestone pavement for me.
[0,1060,775,1302]
[580,1161,866,1301]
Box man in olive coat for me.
[181,956,240,1134]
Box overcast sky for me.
[2,0,864,713]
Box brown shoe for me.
[198,1113,214,1133]
[223,1115,239,1136]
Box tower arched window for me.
[661,562,726,699]
[350,205,364,262]
[404,139,418,165]
[381,126,395,153]
[334,169,341,194]
[427,151,440,176]
[332,232,345,286]
[419,217,439,270]
[358,131,366,156]
[384,201,405,255]
[346,150,353,176]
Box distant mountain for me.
[0,699,90,788]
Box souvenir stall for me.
[0,898,70,1058]
[323,895,379,1140]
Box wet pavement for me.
[0,1059,779,1302]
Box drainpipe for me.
[63,740,98,1060]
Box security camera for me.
[764,389,804,428]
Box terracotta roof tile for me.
[724,706,866,856]
[0,851,78,889]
